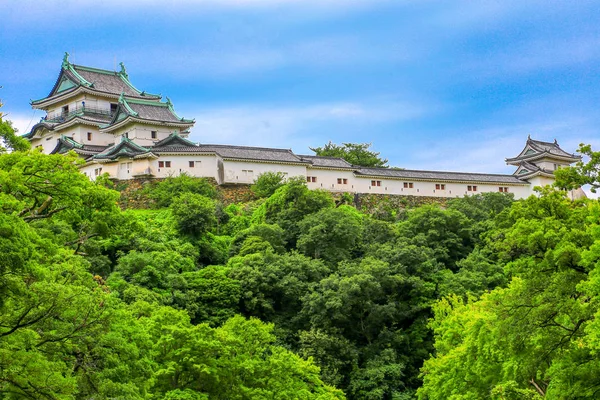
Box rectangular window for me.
[94,167,102,176]
[62,105,69,115]
[468,185,477,192]
[159,161,164,168]
[337,178,342,184]
[87,132,92,141]
[473,185,477,191]
[110,103,118,115]
[307,176,311,183]
[307,176,318,183]
[371,180,382,187]
[403,182,414,188]
[124,132,129,139]
[499,187,509,193]
[337,178,348,184]
[436,184,440,190]
[151,130,157,139]
[343,178,348,184]
[189,161,195,168]
[165,161,171,168]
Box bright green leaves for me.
[419,193,600,399]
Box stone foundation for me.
[116,178,448,212]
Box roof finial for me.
[119,62,128,79]
[527,134,531,140]
[62,52,70,69]
[119,92,125,104]
[554,138,558,144]
[166,96,173,108]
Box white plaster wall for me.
[128,126,176,146]
[351,177,533,199]
[527,176,556,190]
[153,154,219,180]
[221,160,307,184]
[71,126,115,146]
[32,132,63,153]
[306,168,356,192]
[82,162,117,181]
[107,125,183,147]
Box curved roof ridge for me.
[200,143,295,152]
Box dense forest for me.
[2,112,600,399]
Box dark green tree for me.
[310,142,388,167]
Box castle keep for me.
[25,54,582,200]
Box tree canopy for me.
[5,118,600,399]
[310,142,389,168]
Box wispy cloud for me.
[186,99,431,151]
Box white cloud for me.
[185,99,430,151]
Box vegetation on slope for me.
[3,110,600,398]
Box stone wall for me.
[116,178,255,209]
[116,178,447,212]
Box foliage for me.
[297,206,363,264]
[553,143,600,192]
[147,173,218,207]
[251,171,288,198]
[310,141,389,168]
[418,192,600,399]
[256,177,335,247]
[0,114,29,153]
[170,193,217,237]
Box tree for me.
[310,142,388,168]
[554,143,600,192]
[170,193,217,237]
[144,308,345,399]
[297,206,363,265]
[254,177,335,248]
[147,174,218,208]
[251,171,288,198]
[418,192,600,399]
[0,114,29,153]
[397,205,474,270]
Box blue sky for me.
[2,0,600,175]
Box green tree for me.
[0,112,29,153]
[251,171,288,198]
[418,192,600,399]
[170,193,217,237]
[255,177,335,248]
[310,142,388,168]
[147,173,218,208]
[297,206,363,265]
[553,143,600,192]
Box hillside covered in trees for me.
[3,114,600,398]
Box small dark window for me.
[158,161,164,168]
[124,132,129,139]
[62,105,69,115]
[151,131,157,139]
[337,178,342,184]
[306,176,311,182]
[165,161,171,168]
[110,103,118,115]
[343,178,348,184]
[189,161,195,168]
[87,132,92,141]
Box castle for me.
[25,53,582,200]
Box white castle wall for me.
[220,160,308,184]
